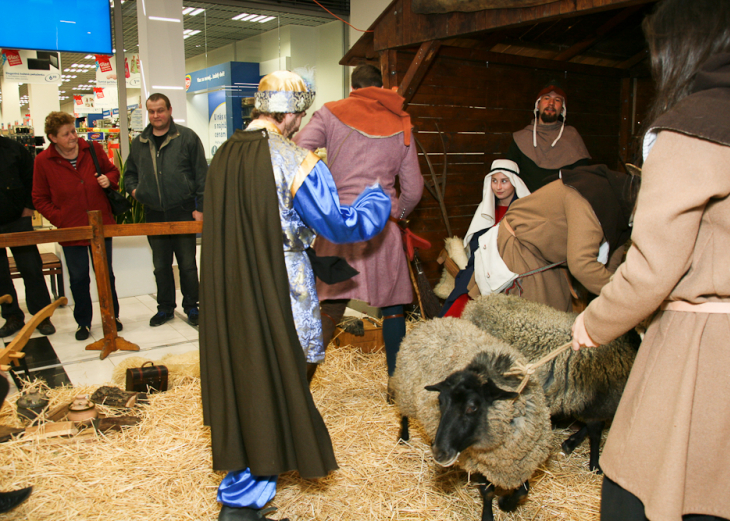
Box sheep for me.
[391,317,552,521]
[461,293,641,471]
[433,236,469,299]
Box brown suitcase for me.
[125,361,168,393]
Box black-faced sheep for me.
[391,317,552,521]
[461,293,641,471]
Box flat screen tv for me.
[0,0,113,54]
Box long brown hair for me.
[643,0,730,128]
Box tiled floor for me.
[2,286,199,397]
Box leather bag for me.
[125,361,168,393]
[88,141,133,216]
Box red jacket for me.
[33,138,120,246]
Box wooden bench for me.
[8,252,64,301]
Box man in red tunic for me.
[294,64,424,380]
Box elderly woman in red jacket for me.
[32,111,122,341]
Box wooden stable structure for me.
[343,0,658,284]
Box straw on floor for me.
[0,345,602,520]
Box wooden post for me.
[380,50,398,90]
[618,77,632,166]
[85,210,139,359]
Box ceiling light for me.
[240,14,257,21]
[250,15,267,22]
[183,29,201,39]
[72,63,79,67]
[182,7,194,15]
[190,8,204,16]
[64,68,70,72]
[232,13,249,20]
[259,16,275,23]
[85,55,94,59]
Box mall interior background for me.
[0,0,391,162]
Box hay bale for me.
[110,351,200,389]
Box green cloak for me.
[199,128,338,478]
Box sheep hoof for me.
[589,461,603,474]
[497,481,529,512]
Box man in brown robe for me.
[506,82,591,192]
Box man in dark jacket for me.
[0,136,54,337]
[124,93,207,327]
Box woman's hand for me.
[97,175,111,189]
[571,312,599,351]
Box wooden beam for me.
[554,5,643,62]
[618,77,632,165]
[433,46,629,77]
[380,50,398,89]
[619,48,649,69]
[398,40,442,107]
[371,0,658,52]
[0,221,203,248]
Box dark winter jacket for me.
[0,136,35,225]
[124,121,207,212]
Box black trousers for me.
[145,203,199,314]
[62,238,120,328]
[602,476,728,521]
[0,216,51,319]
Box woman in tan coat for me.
[572,1,730,520]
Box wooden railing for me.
[0,211,203,360]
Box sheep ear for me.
[425,381,446,393]
[482,379,519,401]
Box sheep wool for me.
[461,294,639,420]
[391,317,552,490]
[433,236,469,299]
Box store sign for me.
[187,63,230,93]
[94,86,118,109]
[73,94,102,115]
[208,102,227,157]
[130,108,145,131]
[1,49,62,84]
[95,53,141,88]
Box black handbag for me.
[88,142,132,216]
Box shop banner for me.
[130,108,145,131]
[208,101,227,157]
[73,94,102,115]
[95,53,141,88]
[94,86,118,109]
[1,49,61,84]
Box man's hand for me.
[21,208,34,218]
[571,312,599,351]
[193,210,203,222]
[97,175,111,189]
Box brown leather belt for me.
[382,313,404,320]
[661,301,730,313]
